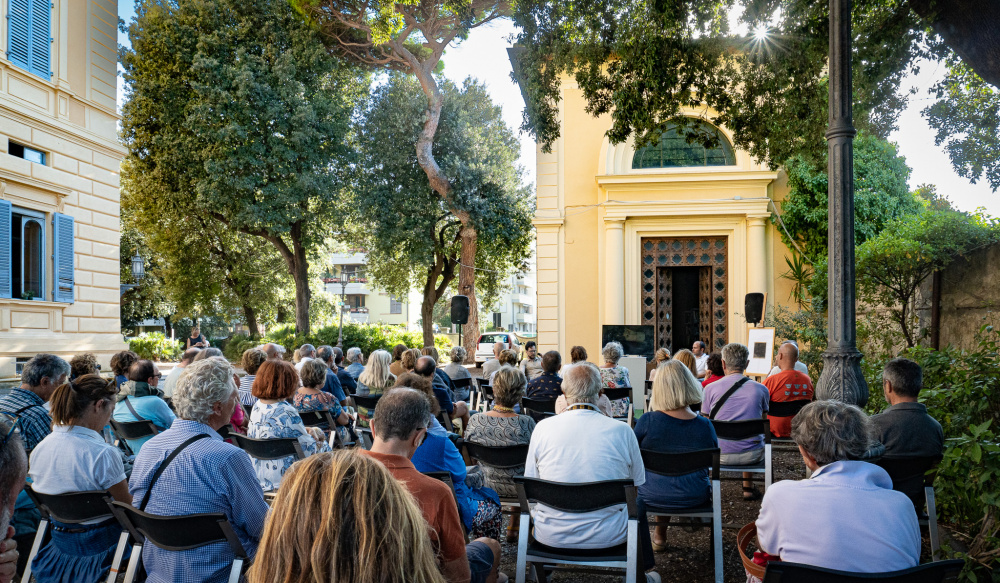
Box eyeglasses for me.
[0,415,22,450]
[153,373,163,379]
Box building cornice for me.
[1,100,126,158]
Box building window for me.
[345,294,366,309]
[0,202,74,302]
[389,296,402,314]
[8,142,46,165]
[6,0,52,81]
[492,312,502,329]
[632,119,736,169]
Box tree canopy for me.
[120,0,368,335]
[347,74,533,346]
[511,0,998,186]
[775,134,922,264]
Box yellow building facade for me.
[0,0,126,375]
[527,77,796,360]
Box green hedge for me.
[262,323,453,362]
[128,332,182,362]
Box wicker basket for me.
[738,521,768,581]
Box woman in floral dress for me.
[599,341,632,418]
[248,360,330,492]
[295,359,352,444]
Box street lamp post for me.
[814,0,869,406]
[120,253,146,297]
[333,269,364,348]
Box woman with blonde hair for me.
[401,348,422,372]
[672,349,700,379]
[634,359,718,551]
[647,348,671,382]
[248,450,445,583]
[356,349,395,428]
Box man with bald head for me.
[763,342,814,437]
[258,343,283,361]
[480,342,507,380]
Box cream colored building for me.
[521,74,796,359]
[0,0,126,375]
[325,252,420,327]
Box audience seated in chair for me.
[296,359,352,444]
[248,450,449,583]
[0,416,27,583]
[481,342,507,381]
[763,343,814,438]
[442,347,473,401]
[465,366,536,500]
[129,356,268,583]
[701,342,769,500]
[635,360,719,551]
[647,348,671,382]
[599,341,633,419]
[343,347,366,380]
[164,348,201,404]
[26,374,132,583]
[700,352,725,388]
[525,351,563,401]
[249,360,331,492]
[519,341,544,382]
[361,389,505,583]
[871,358,943,461]
[113,359,175,453]
[237,348,267,408]
[524,362,659,582]
[356,350,395,428]
[755,400,920,572]
[416,356,470,432]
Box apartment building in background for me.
[0,0,127,376]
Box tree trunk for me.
[421,288,437,348]
[242,302,260,338]
[290,241,311,336]
[163,314,174,339]
[459,224,480,361]
[908,0,1000,88]
[930,270,942,350]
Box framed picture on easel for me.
[746,327,776,376]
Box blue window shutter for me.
[0,200,11,299]
[52,212,73,303]
[28,0,50,80]
[6,0,31,71]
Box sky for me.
[117,7,999,217]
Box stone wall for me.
[914,243,1000,352]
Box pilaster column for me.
[604,218,626,325]
[746,217,768,295]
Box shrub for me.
[261,323,454,363]
[223,333,259,362]
[128,332,182,362]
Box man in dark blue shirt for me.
[316,345,347,405]
[416,356,470,432]
[526,351,564,401]
[332,347,358,395]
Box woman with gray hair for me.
[129,357,269,581]
[599,341,631,419]
[754,400,920,573]
[343,347,365,380]
[442,346,472,401]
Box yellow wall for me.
[532,78,797,362]
[0,0,127,375]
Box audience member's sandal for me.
[742,486,763,501]
[651,538,667,552]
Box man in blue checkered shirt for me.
[129,356,268,583]
[0,354,69,454]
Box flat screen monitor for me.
[601,325,655,360]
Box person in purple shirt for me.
[701,342,769,500]
[755,401,920,572]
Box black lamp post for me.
[120,253,146,297]
[814,0,869,406]
[333,268,364,348]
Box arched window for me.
[631,120,737,169]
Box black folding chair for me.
[876,455,943,559]
[438,410,456,432]
[228,433,307,462]
[298,409,336,428]
[358,428,374,450]
[766,399,811,451]
[474,378,494,412]
[21,487,129,583]
[452,377,473,400]
[603,387,634,426]
[241,402,253,419]
[762,559,964,583]
[640,448,723,583]
[108,501,249,583]
[513,477,642,583]
[463,442,530,512]
[480,384,496,412]
[349,394,382,411]
[110,418,160,455]
[710,417,772,491]
[520,396,556,422]
[422,471,469,540]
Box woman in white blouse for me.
[28,374,132,583]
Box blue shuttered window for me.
[51,213,73,303]
[0,200,11,300]
[6,0,51,80]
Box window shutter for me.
[0,200,11,299]
[6,0,31,71]
[52,212,73,303]
[29,0,50,80]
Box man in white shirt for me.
[295,344,316,372]
[766,340,810,379]
[524,363,660,582]
[692,340,709,379]
[162,348,200,400]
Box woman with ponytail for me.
[27,374,132,583]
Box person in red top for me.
[361,388,506,583]
[764,343,814,437]
[701,352,725,388]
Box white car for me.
[475,333,521,366]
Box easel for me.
[746,292,771,382]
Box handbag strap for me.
[709,377,751,419]
[139,434,210,511]
[123,397,148,423]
